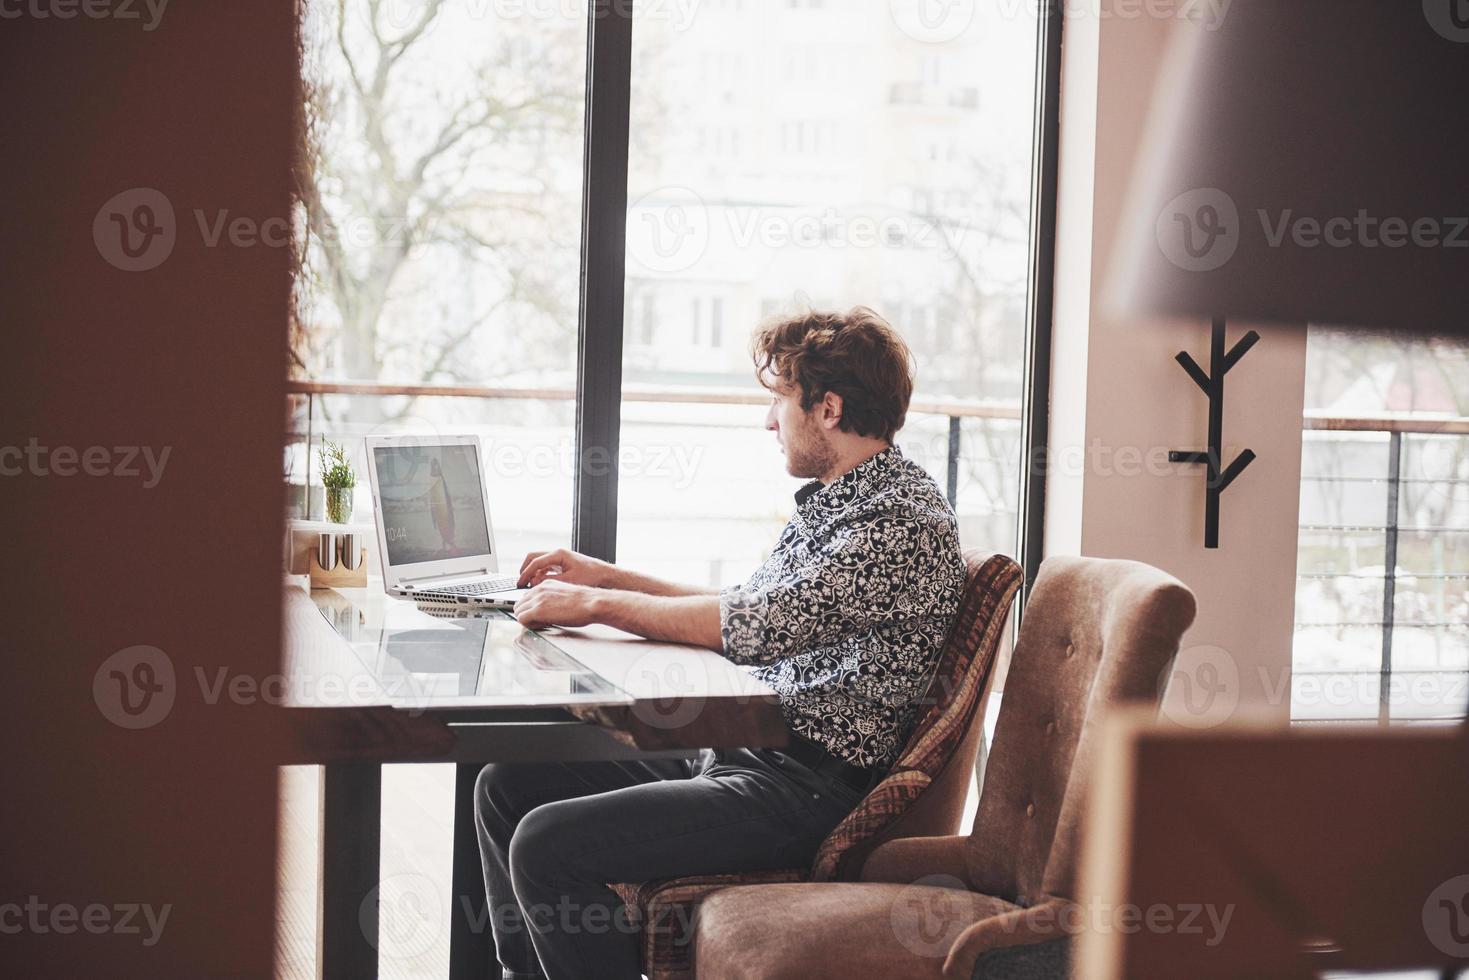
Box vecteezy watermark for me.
[371,0,700,32]
[889,875,975,957]
[1288,670,1469,718]
[362,874,444,960]
[93,646,176,730]
[910,435,1252,490]
[1404,433,1469,509]
[501,895,640,939]
[460,896,650,941]
[1159,645,1241,730]
[626,187,965,275]
[93,187,293,273]
[92,646,440,729]
[95,187,419,273]
[1423,0,1469,43]
[0,896,171,947]
[625,649,713,730]
[1157,188,1469,272]
[364,880,650,960]
[890,881,1236,958]
[93,188,177,272]
[1154,644,1468,726]
[1156,188,1241,273]
[1008,897,1235,947]
[1256,209,1469,251]
[1424,875,1469,957]
[369,434,703,492]
[0,0,168,31]
[902,433,1254,516]
[1002,0,1230,29]
[627,187,711,274]
[892,0,1230,42]
[889,0,976,43]
[0,438,171,488]
[483,440,703,491]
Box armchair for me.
[693,556,1198,979]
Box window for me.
[282,1,1059,973]
[288,0,588,562]
[283,3,588,974]
[1293,328,1469,724]
[619,1,1043,587]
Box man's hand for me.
[518,548,614,589]
[513,579,724,651]
[513,579,603,629]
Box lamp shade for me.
[1112,0,1469,336]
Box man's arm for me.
[592,589,724,650]
[513,579,724,651]
[604,567,718,598]
[518,548,716,597]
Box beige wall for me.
[1047,6,1307,720]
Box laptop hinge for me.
[399,568,492,588]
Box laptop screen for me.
[373,442,493,567]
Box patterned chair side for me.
[620,551,1023,980]
[809,552,1023,881]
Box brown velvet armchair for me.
[692,555,1198,980]
[611,550,1025,980]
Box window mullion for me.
[572,0,635,562]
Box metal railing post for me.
[946,415,961,509]
[1378,430,1403,727]
[305,392,315,520]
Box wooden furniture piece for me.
[3,8,298,977]
[690,556,1197,980]
[612,551,1025,980]
[1075,711,1469,979]
[307,545,369,589]
[280,582,788,980]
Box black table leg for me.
[321,763,382,980]
[450,762,496,980]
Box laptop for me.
[364,434,530,609]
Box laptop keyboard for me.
[421,575,518,596]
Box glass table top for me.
[314,594,632,710]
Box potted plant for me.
[318,440,356,525]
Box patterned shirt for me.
[718,445,966,770]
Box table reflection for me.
[313,595,630,709]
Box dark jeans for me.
[473,746,867,980]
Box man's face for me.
[765,380,836,480]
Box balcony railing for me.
[1299,411,1469,725]
[284,378,1021,510]
[283,381,1469,724]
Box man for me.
[475,307,967,980]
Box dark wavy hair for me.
[750,307,914,443]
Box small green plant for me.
[318,441,356,524]
[317,441,355,490]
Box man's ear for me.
[819,391,844,430]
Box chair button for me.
[1064,644,1075,658]
[1026,803,1036,818]
[1045,721,1057,736]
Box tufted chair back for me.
[963,556,1197,907]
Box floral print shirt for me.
[719,445,966,769]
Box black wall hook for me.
[1169,319,1259,549]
